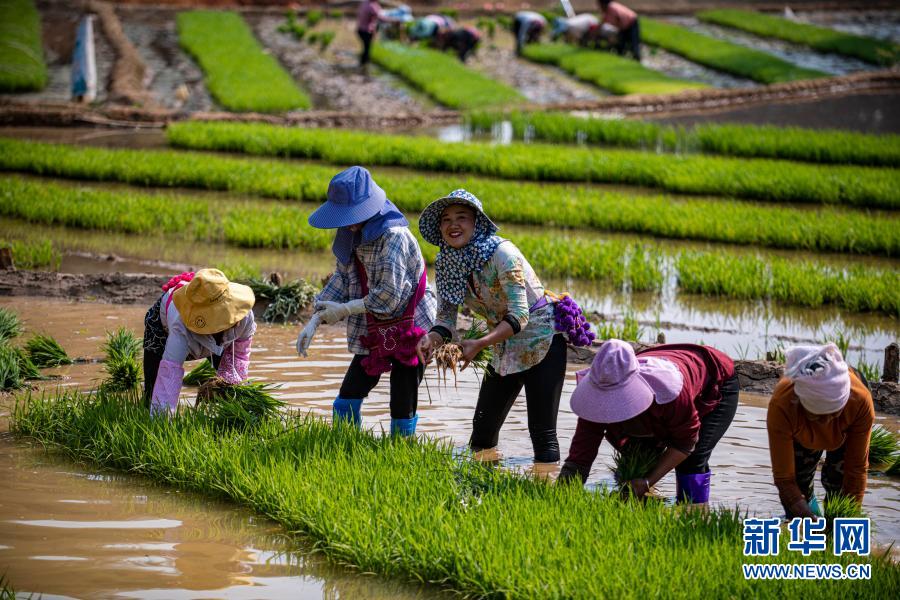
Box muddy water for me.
[1,297,898,553]
[0,434,437,599]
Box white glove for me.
[315,298,366,325]
[296,313,321,357]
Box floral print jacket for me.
[433,240,555,376]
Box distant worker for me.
[357,0,385,66]
[597,0,641,61]
[380,4,413,40]
[408,13,454,41]
[512,11,547,55]
[434,25,482,62]
[551,13,599,46]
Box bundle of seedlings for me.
[25,334,72,368]
[245,275,317,323]
[13,347,42,381]
[434,320,493,387]
[886,455,900,477]
[0,344,23,392]
[0,307,23,343]
[195,379,284,430]
[183,359,217,385]
[610,441,664,499]
[99,327,142,393]
[823,493,866,521]
[868,425,899,466]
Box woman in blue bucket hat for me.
[296,166,436,436]
[416,190,590,463]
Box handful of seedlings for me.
[195,378,284,430]
[434,320,493,387]
[611,441,664,500]
[183,359,217,385]
[100,327,142,393]
[25,333,72,368]
[823,493,865,521]
[868,425,899,466]
[245,276,317,323]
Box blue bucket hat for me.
[418,189,498,246]
[309,166,388,229]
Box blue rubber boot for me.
[332,396,363,428]
[675,472,711,504]
[390,414,419,437]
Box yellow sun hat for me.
[172,268,255,334]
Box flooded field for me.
[1,297,897,558]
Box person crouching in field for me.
[143,268,256,414]
[558,339,739,504]
[296,166,436,436]
[416,190,579,463]
[513,11,547,55]
[434,25,482,62]
[767,344,874,519]
[597,0,641,60]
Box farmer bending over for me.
[296,166,436,436]
[513,11,547,55]
[558,340,739,504]
[767,344,874,519]
[434,25,482,62]
[597,0,641,60]
[551,14,599,46]
[143,268,256,414]
[416,190,575,463]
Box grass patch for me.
[4,138,897,258]
[370,42,524,109]
[0,0,47,92]
[642,18,827,84]
[166,122,900,211]
[10,388,900,597]
[0,238,61,270]
[869,425,899,466]
[522,43,707,95]
[24,333,72,368]
[468,111,900,168]
[698,9,898,66]
[176,11,310,112]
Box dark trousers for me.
[339,354,424,419]
[789,442,846,516]
[615,19,641,61]
[675,374,740,474]
[358,29,374,65]
[470,334,567,462]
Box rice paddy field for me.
[0,1,898,597]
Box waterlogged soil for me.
[0,434,439,599]
[1,297,898,554]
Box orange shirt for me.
[766,372,874,507]
[602,2,637,30]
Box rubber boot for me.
[332,396,363,427]
[675,472,711,504]
[390,414,419,437]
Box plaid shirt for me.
[317,226,436,355]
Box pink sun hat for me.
[570,339,656,424]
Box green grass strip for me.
[0,238,60,270]
[698,9,899,66]
[176,10,310,112]
[522,43,708,95]
[167,121,900,211]
[467,110,900,168]
[642,18,827,84]
[12,391,900,598]
[0,0,48,92]
[2,175,897,314]
[1,136,897,257]
[370,41,524,109]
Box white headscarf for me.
[785,343,851,415]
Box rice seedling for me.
[0,307,23,344]
[868,426,899,466]
[0,571,17,600]
[823,493,866,521]
[641,18,827,84]
[25,334,73,368]
[0,345,23,392]
[698,9,899,66]
[305,9,323,27]
[99,327,142,393]
[0,238,62,270]
[196,380,284,430]
[434,320,493,386]
[886,456,900,477]
[183,359,217,386]
[610,441,664,486]
[0,0,47,92]
[594,312,644,342]
[855,360,880,385]
[245,276,318,323]
[13,346,42,381]
[522,44,707,95]
[165,122,900,211]
[467,111,900,168]
[12,388,900,597]
[370,42,525,109]
[3,138,899,259]
[176,11,310,112]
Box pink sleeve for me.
[151,359,185,415]
[218,338,252,384]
